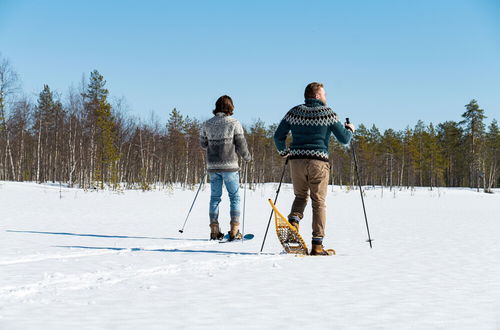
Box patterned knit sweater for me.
[200,113,251,172]
[274,99,353,162]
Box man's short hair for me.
[213,95,234,116]
[304,82,324,99]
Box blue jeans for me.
[209,171,240,224]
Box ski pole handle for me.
[345,118,354,132]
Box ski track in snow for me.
[0,253,279,301]
[0,229,278,301]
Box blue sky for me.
[1,0,499,130]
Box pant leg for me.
[222,171,240,222]
[289,159,309,221]
[209,172,223,224]
[307,160,330,238]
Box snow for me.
[1,181,500,329]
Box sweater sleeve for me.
[274,116,291,156]
[200,124,208,149]
[234,121,252,162]
[329,120,353,145]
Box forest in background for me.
[0,56,499,192]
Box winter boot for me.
[288,219,300,232]
[285,216,300,243]
[310,237,335,256]
[209,223,224,240]
[228,221,243,241]
[310,244,335,256]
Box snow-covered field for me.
[1,181,499,329]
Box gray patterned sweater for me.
[200,113,251,172]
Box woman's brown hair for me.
[213,95,234,116]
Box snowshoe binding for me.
[267,199,308,255]
[285,219,300,243]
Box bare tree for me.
[0,55,21,180]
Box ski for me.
[219,233,254,243]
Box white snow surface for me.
[1,181,499,329]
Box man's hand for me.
[345,123,355,132]
[278,149,289,158]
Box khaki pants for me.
[289,159,330,238]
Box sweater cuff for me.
[278,148,289,157]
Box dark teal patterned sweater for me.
[273,99,353,162]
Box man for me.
[274,82,355,255]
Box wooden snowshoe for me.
[267,199,309,255]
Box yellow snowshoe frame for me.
[267,199,309,255]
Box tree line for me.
[0,56,498,192]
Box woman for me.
[200,95,252,240]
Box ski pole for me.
[179,172,207,234]
[346,118,373,248]
[260,157,289,253]
[242,163,248,240]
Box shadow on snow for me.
[54,245,266,256]
[6,230,207,242]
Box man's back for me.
[274,98,352,161]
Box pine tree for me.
[423,123,445,189]
[410,120,426,187]
[166,108,186,184]
[401,126,413,187]
[34,85,55,182]
[437,121,464,186]
[83,70,119,189]
[460,99,486,190]
[352,124,370,186]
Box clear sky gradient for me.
[1,0,499,130]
